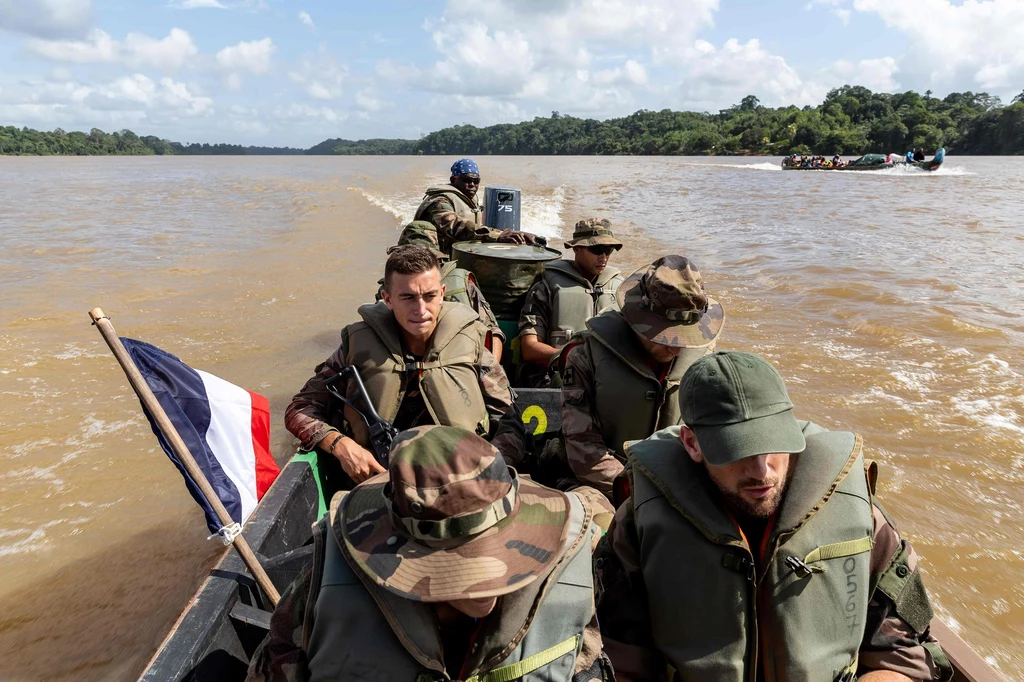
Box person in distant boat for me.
[832,154,842,166]
[378,220,505,362]
[246,425,614,682]
[517,218,625,387]
[914,147,926,162]
[413,158,545,256]
[285,245,525,492]
[594,351,954,682]
[558,255,725,499]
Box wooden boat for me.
[139,385,1004,682]
[782,148,945,171]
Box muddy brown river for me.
[1,156,1021,680]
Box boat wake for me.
[346,186,421,223]
[521,184,567,241]
[349,183,568,242]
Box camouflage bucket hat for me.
[340,425,572,602]
[616,255,725,348]
[563,217,624,250]
[388,220,445,259]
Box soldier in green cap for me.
[286,245,525,491]
[247,425,614,682]
[379,220,506,362]
[594,351,953,682]
[558,255,725,498]
[517,218,625,387]
[413,158,545,256]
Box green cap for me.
[679,351,805,466]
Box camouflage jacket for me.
[246,487,617,682]
[518,275,554,341]
[284,333,525,466]
[559,340,625,497]
[417,192,503,256]
[594,500,952,681]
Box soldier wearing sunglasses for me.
[413,158,545,256]
[517,218,625,387]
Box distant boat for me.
[783,148,946,171]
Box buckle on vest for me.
[785,555,822,579]
[645,390,656,400]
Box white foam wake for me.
[521,184,567,241]
[347,187,421,223]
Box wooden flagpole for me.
[89,307,280,607]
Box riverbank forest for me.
[3,86,1023,156]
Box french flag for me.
[121,338,280,533]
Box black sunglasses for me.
[586,245,616,256]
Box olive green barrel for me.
[452,242,560,319]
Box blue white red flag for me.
[120,338,280,533]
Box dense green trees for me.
[2,85,1023,156]
[407,86,1024,156]
[0,127,304,156]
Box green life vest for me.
[627,425,874,682]
[540,260,623,348]
[305,490,597,681]
[415,185,482,226]
[582,311,706,457]
[440,261,474,306]
[342,301,490,446]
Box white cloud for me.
[89,74,212,115]
[377,0,719,121]
[0,0,92,38]
[27,28,199,71]
[354,90,384,112]
[852,0,1024,92]
[288,46,345,101]
[829,56,900,93]
[298,11,314,29]
[171,0,225,7]
[273,103,346,123]
[216,37,275,75]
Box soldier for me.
[518,218,624,387]
[413,158,544,256]
[247,425,614,682]
[285,245,525,491]
[560,255,724,498]
[595,351,953,682]
[378,220,505,362]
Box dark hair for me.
[384,245,440,290]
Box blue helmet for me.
[450,158,479,177]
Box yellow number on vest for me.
[521,405,548,436]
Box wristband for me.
[327,432,345,454]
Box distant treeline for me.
[3,85,1024,157]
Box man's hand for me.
[332,436,386,483]
[496,229,546,246]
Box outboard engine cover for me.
[483,186,521,232]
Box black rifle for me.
[324,367,398,467]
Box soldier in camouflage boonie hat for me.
[616,254,725,348]
[387,220,445,259]
[340,425,572,602]
[563,217,624,250]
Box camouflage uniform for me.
[414,185,504,257]
[561,256,725,497]
[518,219,625,388]
[284,304,525,475]
[247,426,615,682]
[595,442,951,681]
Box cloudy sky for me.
[1,0,1022,147]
